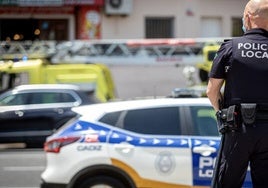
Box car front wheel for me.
[78,175,127,188]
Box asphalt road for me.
[0,148,45,188]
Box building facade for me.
[102,0,248,39]
[0,0,104,41]
[0,0,248,41]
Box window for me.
[0,91,77,106]
[232,17,243,37]
[29,92,76,104]
[99,111,122,126]
[0,19,68,41]
[122,107,181,135]
[200,17,222,37]
[190,106,219,136]
[145,17,174,38]
[0,93,29,105]
[58,93,77,103]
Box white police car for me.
[40,97,252,188]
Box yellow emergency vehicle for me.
[196,44,220,82]
[0,58,116,102]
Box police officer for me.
[207,0,268,187]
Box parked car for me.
[0,84,99,147]
[41,97,252,188]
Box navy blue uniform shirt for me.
[209,28,268,107]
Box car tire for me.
[199,69,208,82]
[26,142,43,148]
[78,175,126,188]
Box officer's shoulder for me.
[223,37,236,43]
[219,38,233,52]
[223,36,243,43]
[222,37,238,47]
[220,38,232,47]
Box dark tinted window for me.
[99,111,122,126]
[0,91,77,106]
[0,93,28,105]
[58,93,77,103]
[123,107,180,135]
[29,92,77,104]
[190,106,219,136]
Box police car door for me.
[185,105,220,186]
[108,106,194,187]
[186,105,253,187]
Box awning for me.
[0,6,74,14]
[0,0,104,6]
[64,0,104,6]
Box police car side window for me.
[190,106,219,136]
[122,107,181,135]
[99,111,122,126]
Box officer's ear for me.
[244,14,251,30]
[246,11,257,30]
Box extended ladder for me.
[0,38,224,65]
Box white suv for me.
[41,97,252,188]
